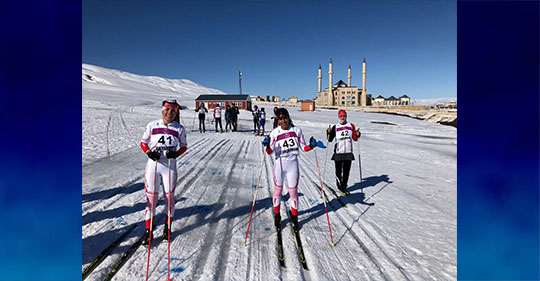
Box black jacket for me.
[327,125,355,161]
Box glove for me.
[262,136,270,147]
[357,130,361,138]
[166,150,178,159]
[147,150,160,161]
[309,136,317,149]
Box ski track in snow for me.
[82,65,456,281]
[83,121,456,281]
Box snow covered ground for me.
[412,97,457,107]
[82,64,457,281]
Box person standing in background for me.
[196,104,208,133]
[225,105,233,132]
[259,107,266,135]
[214,104,224,133]
[231,104,239,131]
[271,106,279,129]
[252,105,260,135]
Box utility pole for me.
[238,70,242,95]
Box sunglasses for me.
[339,115,347,117]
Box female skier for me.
[326,109,361,195]
[262,108,318,232]
[140,99,188,245]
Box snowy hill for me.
[82,65,456,281]
[83,63,226,109]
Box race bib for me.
[275,132,299,156]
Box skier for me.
[252,105,260,134]
[326,109,361,195]
[225,105,233,132]
[262,108,319,232]
[196,104,208,133]
[259,107,266,135]
[214,104,224,133]
[140,99,188,246]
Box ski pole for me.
[178,110,187,128]
[243,146,267,247]
[167,158,172,281]
[313,148,335,247]
[146,158,159,281]
[357,135,363,192]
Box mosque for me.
[315,58,371,107]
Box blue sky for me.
[83,0,456,100]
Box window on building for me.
[341,101,345,105]
[342,96,345,99]
[352,101,355,105]
[347,96,351,101]
[352,96,355,99]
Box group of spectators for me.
[196,104,239,133]
[250,106,281,136]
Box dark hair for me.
[276,107,294,127]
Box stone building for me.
[372,94,411,106]
[288,96,298,103]
[373,95,385,105]
[315,58,369,106]
[398,95,410,105]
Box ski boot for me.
[142,229,153,247]
[291,214,299,232]
[337,181,349,196]
[274,213,281,231]
[162,223,170,242]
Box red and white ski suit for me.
[140,119,187,228]
[266,125,312,216]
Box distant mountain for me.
[412,97,457,107]
[82,64,226,108]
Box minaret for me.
[329,58,334,105]
[318,64,322,93]
[361,57,367,106]
[347,64,351,86]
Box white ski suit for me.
[140,119,187,227]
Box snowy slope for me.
[412,97,457,107]
[83,63,225,108]
[82,64,226,165]
[82,65,457,281]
